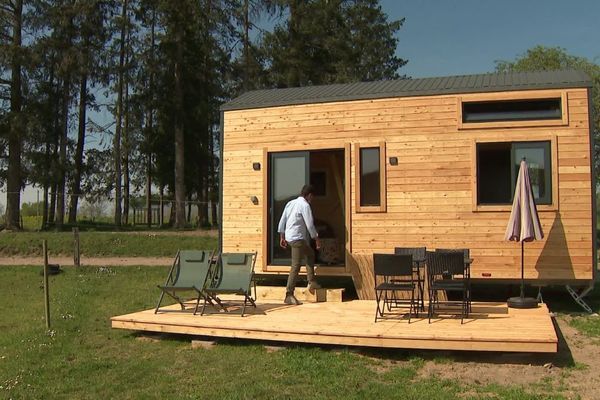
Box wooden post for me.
[73,227,80,267]
[43,240,50,329]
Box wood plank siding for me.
[221,88,594,300]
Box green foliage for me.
[569,315,600,338]
[0,266,573,399]
[0,231,217,257]
[20,201,44,217]
[261,0,407,88]
[496,46,600,183]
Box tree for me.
[113,0,129,227]
[262,0,407,88]
[495,46,600,184]
[1,0,24,230]
[68,1,112,224]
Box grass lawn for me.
[0,266,582,399]
[0,231,218,257]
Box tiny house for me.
[219,70,596,299]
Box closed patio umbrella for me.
[505,159,544,309]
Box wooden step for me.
[255,286,344,303]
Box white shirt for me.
[277,196,318,243]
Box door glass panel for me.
[270,152,308,264]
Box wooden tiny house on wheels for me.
[219,70,597,300]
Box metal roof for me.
[221,70,591,111]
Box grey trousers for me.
[286,240,316,295]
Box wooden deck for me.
[111,300,558,353]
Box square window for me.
[476,141,552,205]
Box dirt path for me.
[0,256,172,266]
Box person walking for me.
[278,184,322,305]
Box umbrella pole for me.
[520,241,525,298]
[508,240,538,309]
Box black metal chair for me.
[426,251,470,324]
[394,247,426,311]
[373,254,417,323]
[435,248,472,311]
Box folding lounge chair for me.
[155,250,216,315]
[201,252,257,317]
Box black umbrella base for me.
[507,296,538,309]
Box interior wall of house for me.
[310,150,345,264]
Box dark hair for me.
[300,184,315,197]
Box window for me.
[476,141,552,205]
[463,98,562,123]
[355,142,386,212]
[458,92,568,130]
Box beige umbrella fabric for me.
[505,159,544,242]
[505,159,544,308]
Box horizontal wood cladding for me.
[221,87,594,300]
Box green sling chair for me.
[201,252,258,317]
[155,250,216,315]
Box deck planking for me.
[111,300,557,353]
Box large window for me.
[476,141,552,205]
[355,142,386,212]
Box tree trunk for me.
[122,80,130,225]
[145,131,152,227]
[55,77,70,228]
[168,197,176,227]
[173,21,186,229]
[68,74,87,224]
[42,184,49,229]
[5,0,23,230]
[243,0,249,90]
[199,175,209,227]
[145,9,155,228]
[208,126,218,227]
[186,194,192,223]
[113,0,128,227]
[159,185,164,227]
[49,183,57,224]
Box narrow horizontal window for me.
[463,98,562,123]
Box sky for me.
[3,0,600,209]
[383,0,600,78]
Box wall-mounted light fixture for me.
[252,162,261,171]
[250,196,259,205]
[389,156,398,166]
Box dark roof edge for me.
[221,70,592,112]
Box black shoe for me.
[284,295,302,305]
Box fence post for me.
[73,227,80,267]
[43,240,50,329]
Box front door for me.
[268,151,309,265]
